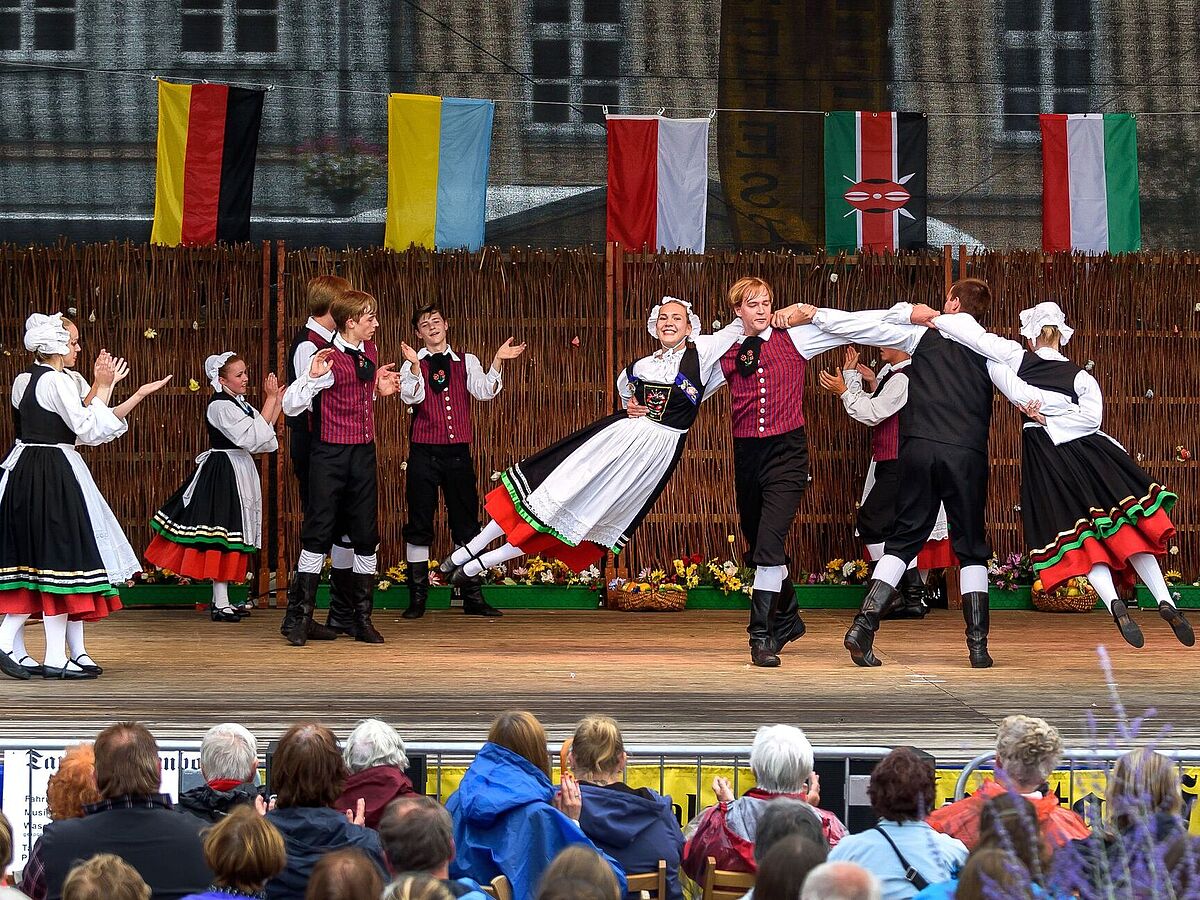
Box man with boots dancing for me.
[281,290,401,646]
[397,303,525,619]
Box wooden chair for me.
[625,859,669,898]
[481,875,513,900]
[701,856,755,900]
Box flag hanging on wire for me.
[151,80,264,246]
[1040,113,1140,254]
[823,111,927,253]
[384,93,494,251]
[606,115,709,252]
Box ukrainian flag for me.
[384,93,495,252]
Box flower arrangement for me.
[296,136,386,213]
[800,558,870,586]
[1031,574,1098,613]
[125,567,195,587]
[988,552,1033,591]
[498,557,602,589]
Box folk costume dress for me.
[145,371,277,583]
[484,315,743,572]
[0,363,136,621]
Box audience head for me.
[202,804,286,894]
[381,873,455,900]
[61,853,151,900]
[978,793,1046,880]
[994,715,1062,793]
[344,718,409,775]
[954,846,1035,900]
[93,722,160,800]
[306,274,351,319]
[1108,747,1183,833]
[867,747,936,823]
[0,810,12,881]
[488,710,551,777]
[378,795,454,876]
[304,847,384,900]
[569,715,626,782]
[535,845,621,900]
[1165,834,1200,897]
[801,861,883,900]
[755,834,829,900]
[750,724,814,794]
[200,723,258,785]
[47,743,100,820]
[271,723,348,809]
[754,798,826,864]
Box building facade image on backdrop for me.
[2,0,1199,249]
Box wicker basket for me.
[1031,577,1098,613]
[605,586,687,612]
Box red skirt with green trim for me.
[1021,427,1177,592]
[144,534,251,583]
[484,487,607,573]
[0,588,122,622]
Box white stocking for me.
[1129,553,1174,606]
[0,613,30,655]
[11,616,31,661]
[1086,564,1119,613]
[453,520,505,565]
[464,543,524,577]
[66,619,93,663]
[872,555,906,589]
[42,614,75,670]
[330,543,355,570]
[212,581,231,610]
[866,542,886,561]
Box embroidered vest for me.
[316,340,377,445]
[719,332,807,438]
[623,344,705,430]
[411,355,474,445]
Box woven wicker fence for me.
[0,243,1195,596]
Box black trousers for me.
[301,441,379,556]
[732,427,809,568]
[288,426,313,512]
[885,436,991,568]
[856,459,899,545]
[402,442,481,548]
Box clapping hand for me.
[817,368,848,396]
[804,771,822,807]
[375,363,401,397]
[713,776,735,804]
[399,342,420,367]
[494,338,527,361]
[264,373,283,398]
[553,772,582,820]
[137,374,173,397]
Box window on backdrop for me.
[181,0,278,55]
[529,0,622,132]
[1000,0,1092,137]
[0,0,78,53]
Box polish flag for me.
[606,115,709,252]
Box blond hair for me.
[488,710,551,777]
[381,873,456,900]
[203,805,287,893]
[331,290,376,331]
[571,716,625,779]
[1035,325,1062,347]
[306,275,352,318]
[995,715,1062,789]
[727,276,773,310]
[1108,748,1182,832]
[61,854,151,900]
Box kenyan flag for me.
[824,111,927,253]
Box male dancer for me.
[281,290,401,646]
[397,303,525,618]
[781,279,1078,667]
[286,274,355,637]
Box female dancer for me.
[145,352,281,622]
[442,298,742,579]
[0,313,170,680]
[931,301,1190,648]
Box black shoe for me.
[844,579,896,667]
[751,642,780,667]
[1158,602,1195,647]
[0,649,33,681]
[438,554,464,578]
[233,600,254,616]
[210,601,243,623]
[1108,598,1145,648]
[403,560,429,619]
[69,655,101,676]
[350,572,385,643]
[42,663,98,680]
[326,566,356,635]
[963,591,994,667]
[18,655,46,678]
[450,563,480,588]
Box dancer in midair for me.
[145,352,281,623]
[0,313,170,680]
[929,300,1191,648]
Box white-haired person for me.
[439,298,744,584]
[334,719,416,830]
[0,313,169,681]
[682,725,846,880]
[925,300,1192,649]
[927,714,1088,852]
[178,723,263,823]
[801,862,883,900]
[145,352,282,623]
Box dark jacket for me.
[177,782,262,823]
[333,765,415,830]
[1050,811,1185,899]
[578,782,685,900]
[39,796,211,900]
[264,806,387,900]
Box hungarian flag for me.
[606,115,709,252]
[151,80,264,246]
[824,111,927,253]
[1040,113,1140,254]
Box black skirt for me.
[150,452,253,553]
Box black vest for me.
[900,329,993,452]
[18,365,77,444]
[624,344,706,430]
[285,325,331,431]
[1017,351,1080,400]
[206,393,251,450]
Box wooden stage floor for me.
[3,608,1197,761]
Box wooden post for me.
[274,240,288,608]
[257,240,272,608]
[943,244,953,295]
[958,244,968,282]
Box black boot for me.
[962,591,994,668]
[844,579,896,667]
[461,577,502,617]
[882,568,931,620]
[403,561,429,619]
[1159,602,1195,647]
[282,572,329,647]
[748,589,780,667]
[325,566,356,635]
[769,578,805,653]
[1108,598,1145,647]
[350,573,385,643]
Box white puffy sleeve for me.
[932,313,1025,370]
[11,372,30,409]
[809,306,925,355]
[692,319,745,376]
[35,369,127,446]
[465,353,502,401]
[282,367,334,417]
[209,401,278,454]
[987,361,1081,419]
[400,360,425,405]
[1040,370,1105,445]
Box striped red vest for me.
[411,356,473,445]
[870,367,905,462]
[719,331,807,438]
[317,340,377,445]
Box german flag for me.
[151,80,264,246]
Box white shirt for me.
[11,364,126,446]
[208,394,278,454]
[840,359,910,427]
[282,332,361,417]
[399,345,502,405]
[617,319,745,402]
[290,317,336,386]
